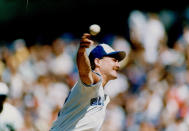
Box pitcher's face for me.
[99,57,120,80]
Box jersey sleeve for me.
[78,72,102,88]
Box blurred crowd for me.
[1,9,189,131]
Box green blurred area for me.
[0,0,188,43]
[0,0,22,22]
[0,0,72,23]
[1,0,187,23]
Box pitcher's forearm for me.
[77,47,93,84]
[77,47,91,73]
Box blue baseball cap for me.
[89,44,126,63]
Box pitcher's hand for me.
[80,33,94,48]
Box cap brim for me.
[105,51,126,62]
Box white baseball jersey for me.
[50,73,110,131]
[0,103,24,131]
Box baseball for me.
[89,24,101,36]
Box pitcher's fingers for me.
[80,43,90,48]
[81,33,91,39]
[80,39,94,47]
[80,38,91,43]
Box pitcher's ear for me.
[94,58,101,68]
